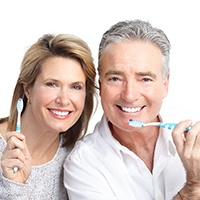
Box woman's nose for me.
[55,89,70,106]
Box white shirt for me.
[64,114,186,200]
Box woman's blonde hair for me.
[7,33,97,147]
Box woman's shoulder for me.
[0,118,8,140]
[0,119,8,156]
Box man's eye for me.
[46,82,57,87]
[109,77,120,81]
[142,77,152,82]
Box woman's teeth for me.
[50,109,69,116]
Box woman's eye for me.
[72,85,82,90]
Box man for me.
[64,20,200,199]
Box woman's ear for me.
[23,84,31,100]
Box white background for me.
[0,0,200,133]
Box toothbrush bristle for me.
[128,119,143,127]
[17,98,24,111]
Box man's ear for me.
[98,79,101,96]
[163,74,170,98]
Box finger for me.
[172,120,192,153]
[4,136,31,164]
[183,122,200,155]
[6,131,25,142]
[2,147,26,164]
[188,121,200,155]
[1,153,26,175]
[192,135,200,162]
[1,158,24,172]
[5,135,26,152]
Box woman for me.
[0,33,97,199]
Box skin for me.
[100,40,169,171]
[1,57,86,183]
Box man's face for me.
[99,40,169,134]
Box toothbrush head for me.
[17,98,24,113]
[128,119,144,127]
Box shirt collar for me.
[100,114,177,159]
[99,115,127,159]
[158,114,177,157]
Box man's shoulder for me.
[68,132,99,157]
[67,115,112,160]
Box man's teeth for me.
[121,107,141,113]
[51,110,69,116]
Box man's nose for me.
[121,81,141,103]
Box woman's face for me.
[25,57,86,133]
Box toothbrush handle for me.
[14,115,20,173]
[159,123,177,130]
[16,113,21,132]
[160,123,191,132]
[185,126,192,132]
[16,124,20,132]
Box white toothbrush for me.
[13,98,24,173]
[128,119,191,132]
[16,98,23,132]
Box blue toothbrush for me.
[13,98,24,173]
[128,119,191,132]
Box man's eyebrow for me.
[135,71,157,79]
[105,70,124,77]
[104,70,157,79]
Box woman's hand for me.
[1,131,32,183]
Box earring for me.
[27,99,31,104]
